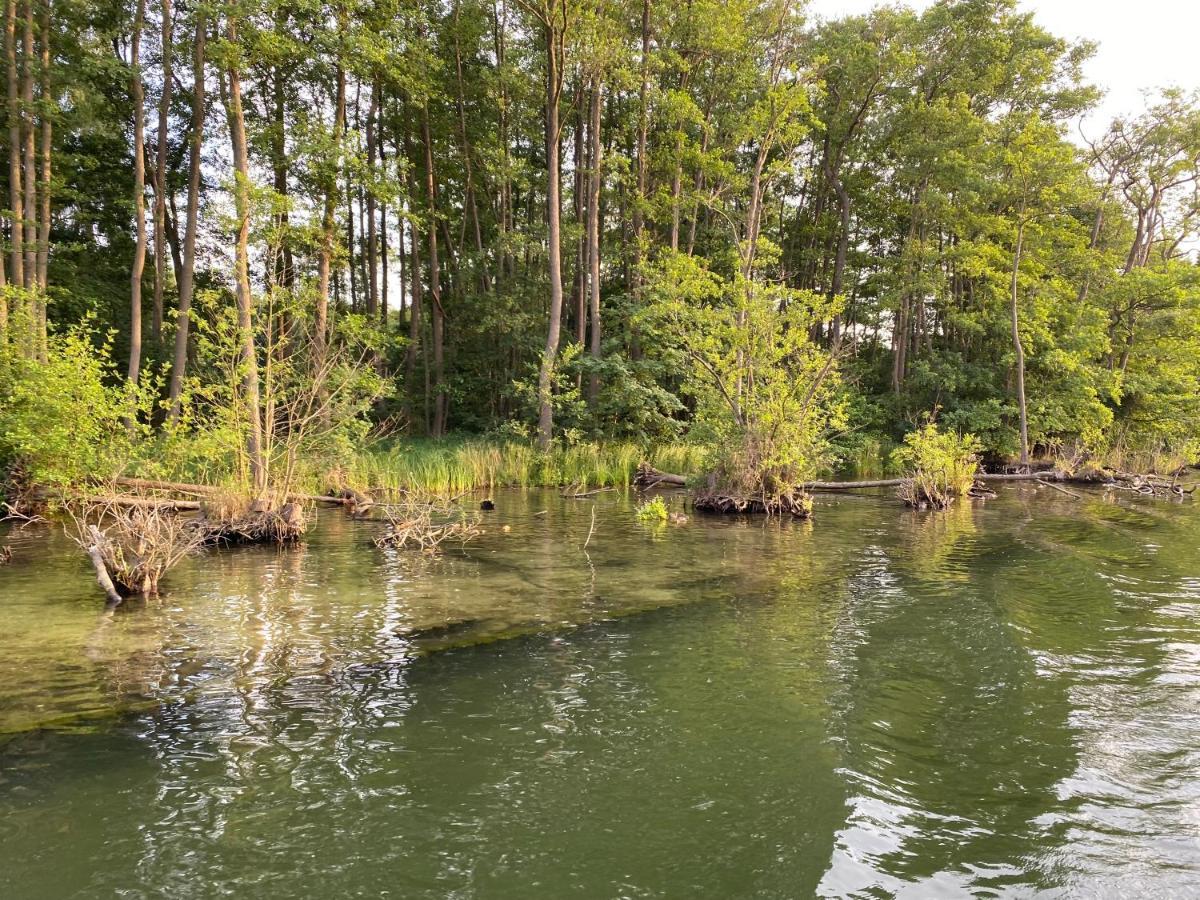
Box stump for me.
[692,491,813,519]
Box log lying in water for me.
[634,464,688,489]
[82,494,204,511]
[642,467,1195,496]
[112,476,356,507]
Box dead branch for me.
[561,484,616,499]
[374,498,481,553]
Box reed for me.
[333,439,706,495]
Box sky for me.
[805,0,1200,139]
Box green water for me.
[2,487,1199,898]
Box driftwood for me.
[84,525,123,604]
[561,484,616,499]
[112,477,357,507]
[1037,479,1084,500]
[634,464,688,489]
[82,494,204,511]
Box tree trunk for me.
[19,0,35,297]
[224,15,266,494]
[452,0,486,292]
[315,28,345,370]
[5,0,22,300]
[421,103,446,437]
[572,86,585,354]
[535,24,564,451]
[151,0,171,346]
[586,75,602,404]
[403,106,423,403]
[126,0,147,387]
[825,160,850,343]
[1010,219,1030,467]
[33,0,48,357]
[166,9,204,423]
[365,76,379,318]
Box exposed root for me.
[200,495,308,544]
[898,478,956,510]
[692,490,813,519]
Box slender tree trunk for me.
[421,103,445,436]
[825,160,850,344]
[224,15,265,494]
[403,106,423,411]
[270,17,292,291]
[20,0,34,299]
[452,0,486,291]
[166,10,204,423]
[535,23,564,450]
[1010,219,1029,467]
[33,0,48,357]
[315,29,345,369]
[365,76,379,317]
[151,0,171,345]
[572,86,585,355]
[5,0,21,301]
[632,0,649,263]
[586,75,602,404]
[379,123,388,329]
[126,0,147,387]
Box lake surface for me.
[2,486,1199,898]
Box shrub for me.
[0,327,136,489]
[892,423,981,509]
[635,496,669,522]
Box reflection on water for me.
[2,487,1199,897]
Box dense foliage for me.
[1,0,1198,494]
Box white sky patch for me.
[804,0,1200,138]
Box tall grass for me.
[335,439,706,494]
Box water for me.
[2,487,1199,897]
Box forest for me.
[1,0,1198,518]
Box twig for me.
[583,506,597,549]
[1037,479,1083,500]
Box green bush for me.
[0,328,137,489]
[891,423,981,509]
[635,495,669,522]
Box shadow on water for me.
[2,486,1200,896]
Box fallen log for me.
[81,494,204,511]
[644,467,1194,495]
[112,477,354,507]
[112,477,221,495]
[634,464,688,489]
